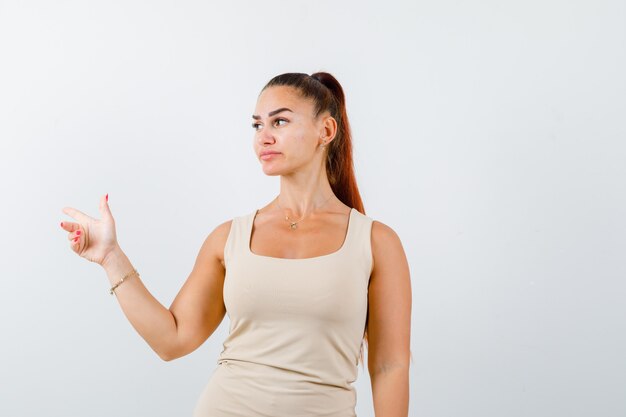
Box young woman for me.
[60,71,412,417]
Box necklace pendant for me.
[289,222,297,230]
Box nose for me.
[257,126,276,146]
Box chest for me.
[248,209,353,260]
[223,257,369,323]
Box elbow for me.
[156,333,180,361]
[157,347,178,362]
[159,353,173,362]
[159,353,177,362]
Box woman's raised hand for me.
[60,194,120,266]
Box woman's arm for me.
[102,220,230,361]
[367,220,412,417]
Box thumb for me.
[99,193,114,220]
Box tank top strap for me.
[223,211,255,268]
[345,209,375,279]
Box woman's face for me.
[252,85,330,177]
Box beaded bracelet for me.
[110,268,139,295]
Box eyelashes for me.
[251,118,288,130]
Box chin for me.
[262,171,282,177]
[260,166,282,176]
[261,164,293,177]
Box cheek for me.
[290,128,317,148]
[290,136,317,159]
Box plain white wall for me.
[1,0,624,416]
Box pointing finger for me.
[62,206,94,224]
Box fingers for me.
[60,221,83,248]
[71,233,82,249]
[60,220,80,233]
[60,211,84,248]
[66,228,82,242]
[61,206,93,223]
[61,225,82,250]
[60,195,106,251]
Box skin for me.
[60,84,411,417]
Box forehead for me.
[255,86,314,115]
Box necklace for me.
[276,194,334,230]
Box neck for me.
[276,167,335,218]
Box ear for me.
[319,115,338,145]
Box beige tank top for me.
[202,207,373,416]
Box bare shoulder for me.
[212,218,233,240]
[206,219,233,268]
[370,219,408,276]
[371,219,405,253]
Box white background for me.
[1,1,625,416]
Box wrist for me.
[101,245,124,270]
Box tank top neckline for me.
[246,207,356,262]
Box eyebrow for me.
[252,107,293,120]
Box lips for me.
[260,151,281,161]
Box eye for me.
[251,118,288,131]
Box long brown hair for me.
[260,71,369,369]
